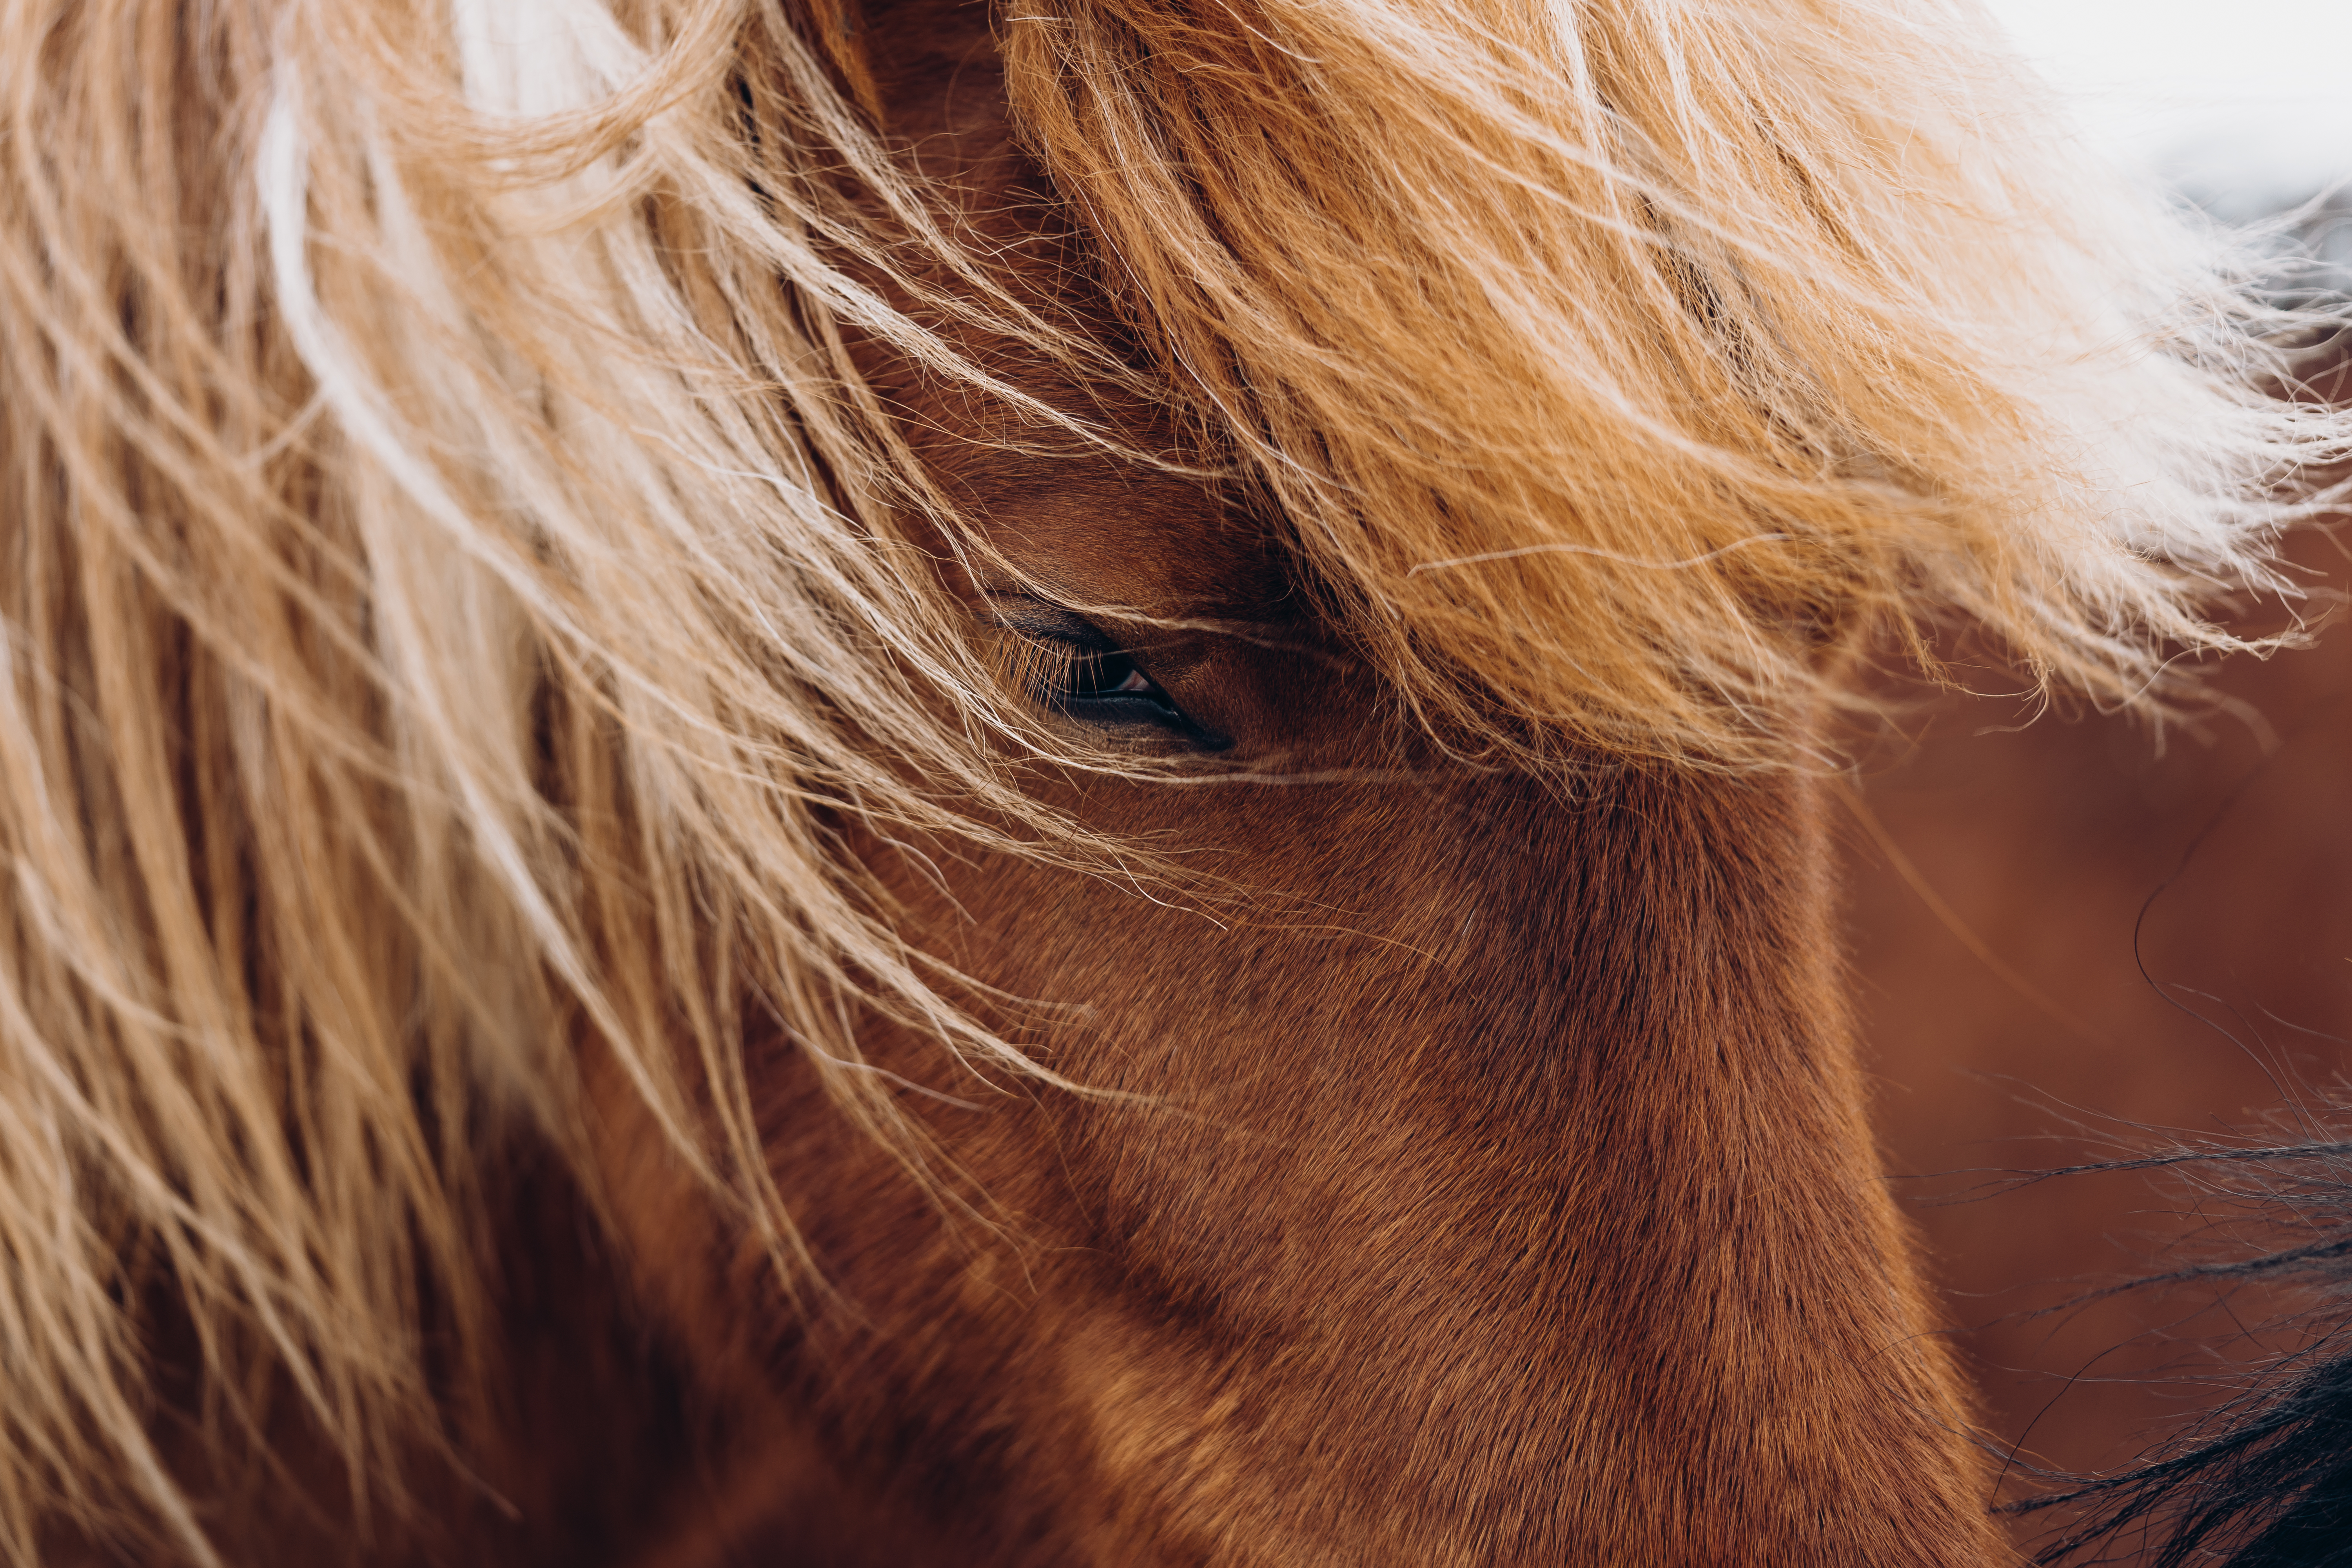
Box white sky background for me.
[1979,0,2352,204]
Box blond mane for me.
[0,0,2342,1559]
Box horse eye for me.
[1062,650,1160,702]
[989,599,1228,748]
[1052,648,1174,710]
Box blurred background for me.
[1847,4,2352,1558]
[1985,0,2352,203]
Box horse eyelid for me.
[984,593,1119,651]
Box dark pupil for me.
[1065,650,1141,700]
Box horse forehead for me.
[966,456,1280,613]
[853,3,1274,609]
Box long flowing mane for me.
[2,0,2344,1558]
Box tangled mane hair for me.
[2,0,2347,1557]
[2003,1132,2352,1566]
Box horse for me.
[3,0,2347,1563]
